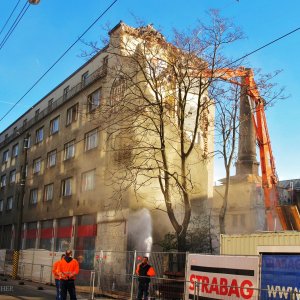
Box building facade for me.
[0,23,214,262]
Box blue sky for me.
[0,0,299,182]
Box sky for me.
[0,0,299,183]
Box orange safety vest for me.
[52,260,61,280]
[58,257,79,280]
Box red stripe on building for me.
[76,224,97,237]
[40,228,53,239]
[26,229,37,239]
[57,226,72,238]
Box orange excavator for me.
[203,67,300,231]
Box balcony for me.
[0,64,107,149]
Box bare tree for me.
[82,11,245,250]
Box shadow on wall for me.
[127,208,153,254]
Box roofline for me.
[0,44,109,135]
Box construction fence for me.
[0,249,299,300]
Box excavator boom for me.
[200,67,300,230]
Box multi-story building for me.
[0,22,214,264]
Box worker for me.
[136,256,156,300]
[52,254,65,300]
[57,250,80,300]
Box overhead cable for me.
[0,1,30,50]
[0,0,119,123]
[0,0,22,37]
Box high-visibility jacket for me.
[57,256,79,280]
[52,259,62,280]
[136,262,155,283]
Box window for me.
[4,134,8,140]
[0,199,3,212]
[1,175,6,188]
[33,158,42,174]
[44,184,54,201]
[6,197,13,211]
[9,169,16,184]
[47,150,57,167]
[30,189,38,205]
[50,116,59,135]
[48,98,54,107]
[12,143,19,158]
[35,127,44,143]
[35,109,40,120]
[63,86,69,100]
[23,119,27,127]
[186,131,201,144]
[85,129,98,151]
[82,169,95,192]
[13,127,18,133]
[2,150,9,163]
[88,89,101,112]
[66,103,78,126]
[62,178,72,197]
[82,71,89,87]
[24,135,31,149]
[64,140,75,160]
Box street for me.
[0,277,102,300]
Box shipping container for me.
[220,232,300,255]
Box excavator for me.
[202,67,300,231]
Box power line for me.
[0,13,298,124]
[0,0,119,123]
[0,1,30,50]
[226,26,300,68]
[0,0,22,37]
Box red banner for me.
[76,224,97,237]
[40,228,53,239]
[26,229,37,239]
[57,226,72,238]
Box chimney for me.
[236,78,259,175]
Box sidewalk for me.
[0,277,104,300]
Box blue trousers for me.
[137,281,150,300]
[60,279,77,300]
[55,279,61,300]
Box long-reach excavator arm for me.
[202,67,300,230]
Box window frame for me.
[30,188,38,205]
[81,169,96,192]
[50,116,60,135]
[47,149,57,168]
[88,88,101,112]
[6,196,13,211]
[1,174,6,188]
[64,140,75,160]
[66,103,78,126]
[2,150,9,163]
[9,169,16,184]
[33,157,42,174]
[12,143,19,158]
[63,86,70,100]
[44,183,54,202]
[85,128,98,151]
[35,127,44,144]
[61,177,72,197]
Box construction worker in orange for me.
[52,254,65,300]
[57,250,80,300]
[136,256,156,300]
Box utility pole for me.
[12,132,29,279]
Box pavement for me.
[0,276,114,300]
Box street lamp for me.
[28,0,40,4]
